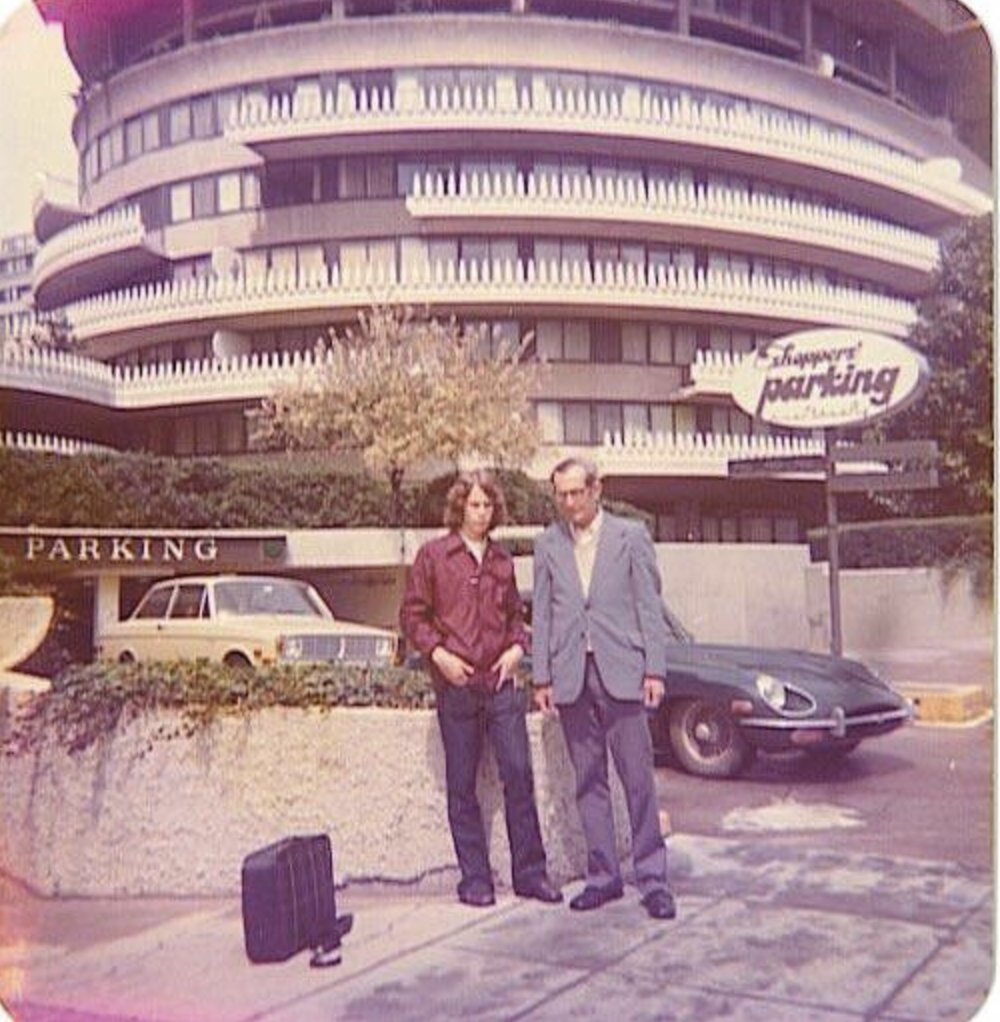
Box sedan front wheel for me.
[668,698,755,779]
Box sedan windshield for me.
[215,580,327,618]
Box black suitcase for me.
[241,834,353,967]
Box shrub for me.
[4,661,437,756]
[807,516,993,596]
[0,450,654,530]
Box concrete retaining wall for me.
[654,544,813,648]
[0,596,54,669]
[0,706,630,898]
[804,565,992,654]
[515,543,814,649]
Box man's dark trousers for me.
[559,655,668,896]
[436,680,547,895]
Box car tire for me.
[223,652,253,672]
[668,698,755,779]
[118,651,136,665]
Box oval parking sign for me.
[731,328,929,429]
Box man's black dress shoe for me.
[458,887,496,908]
[568,883,624,911]
[514,876,563,904]
[641,889,677,920]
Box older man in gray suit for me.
[533,456,676,920]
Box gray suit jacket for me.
[532,511,669,704]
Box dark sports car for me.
[650,607,913,778]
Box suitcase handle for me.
[309,913,353,969]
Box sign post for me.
[824,429,844,657]
[729,327,935,657]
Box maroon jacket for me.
[400,531,529,690]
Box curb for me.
[895,683,991,725]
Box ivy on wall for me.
[3,661,440,757]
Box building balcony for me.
[0,344,315,410]
[227,77,991,222]
[32,205,169,311]
[681,348,745,399]
[407,170,940,291]
[64,257,917,352]
[530,430,826,479]
[0,430,115,457]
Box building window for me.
[143,110,162,151]
[195,415,219,455]
[591,321,622,363]
[622,323,647,363]
[217,173,242,214]
[594,403,623,442]
[563,321,589,361]
[125,117,144,159]
[649,325,673,365]
[366,156,396,198]
[564,404,592,445]
[192,177,217,218]
[192,94,216,138]
[169,101,192,144]
[741,516,773,543]
[169,183,193,223]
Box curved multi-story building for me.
[6,0,993,542]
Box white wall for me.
[517,543,814,649]
[805,565,994,655]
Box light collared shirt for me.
[571,508,604,599]
[460,533,488,565]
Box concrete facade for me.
[4,0,991,549]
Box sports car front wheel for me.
[668,698,756,779]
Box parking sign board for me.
[731,328,930,430]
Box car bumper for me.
[738,704,913,751]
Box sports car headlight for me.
[278,636,305,661]
[755,673,787,711]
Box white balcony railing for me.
[408,171,940,273]
[1,430,116,457]
[33,205,150,287]
[686,348,745,396]
[65,257,918,344]
[229,77,992,218]
[0,343,320,410]
[531,431,826,479]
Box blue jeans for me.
[436,681,547,895]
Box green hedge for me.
[807,516,993,580]
[0,450,652,531]
[4,661,438,756]
[0,450,405,528]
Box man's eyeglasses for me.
[554,486,591,502]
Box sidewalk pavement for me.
[2,833,992,1022]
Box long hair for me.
[443,470,508,532]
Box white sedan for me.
[97,575,398,669]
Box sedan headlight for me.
[755,672,787,711]
[278,636,305,662]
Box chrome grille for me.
[298,634,391,663]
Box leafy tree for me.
[250,306,541,523]
[29,308,77,352]
[880,214,993,514]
